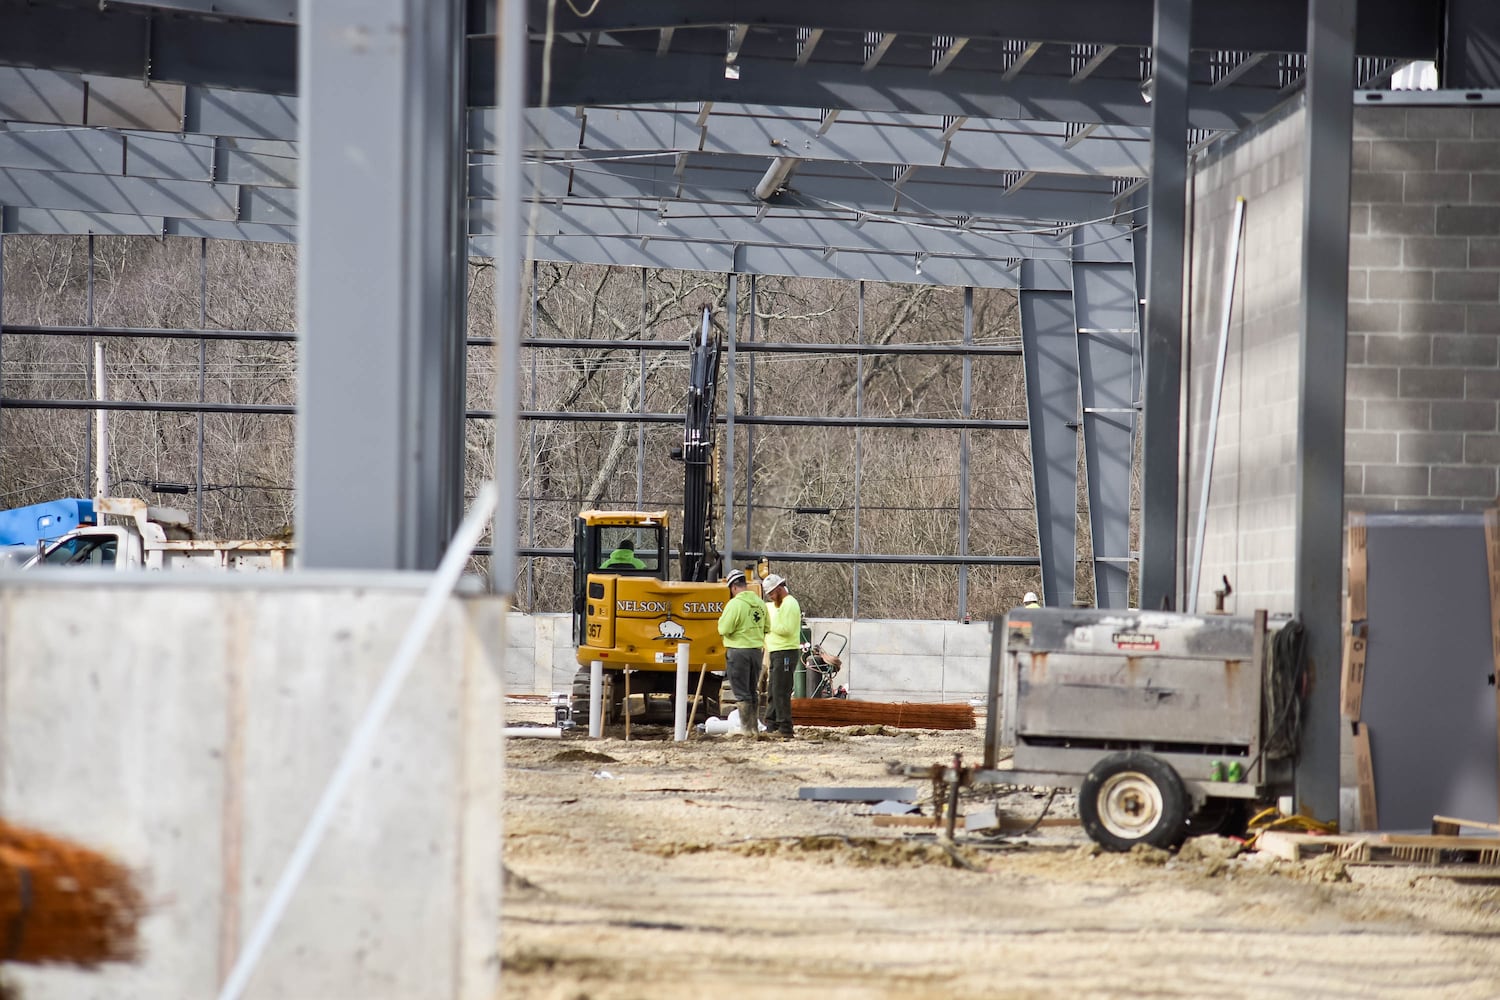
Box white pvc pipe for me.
[215,482,499,1000]
[673,642,690,741]
[504,727,562,739]
[588,659,603,738]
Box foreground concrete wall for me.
[1185,100,1306,616]
[0,575,503,1000]
[507,612,994,702]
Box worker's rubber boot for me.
[738,701,759,738]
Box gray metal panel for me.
[83,76,184,131]
[106,0,297,23]
[296,0,467,570]
[1294,0,1357,822]
[1138,0,1192,613]
[0,167,238,220]
[1019,278,1079,608]
[1,206,163,236]
[0,67,86,124]
[0,123,123,174]
[239,185,295,224]
[163,218,294,242]
[218,138,298,187]
[121,132,213,181]
[1073,256,1138,609]
[1362,515,1499,830]
[185,86,298,141]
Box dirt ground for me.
[502,702,1500,999]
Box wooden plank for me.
[1433,814,1500,834]
[1347,512,1368,622]
[1486,506,1500,821]
[1341,620,1367,720]
[1379,833,1500,850]
[1353,721,1378,832]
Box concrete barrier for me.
[507,612,995,702]
[0,573,502,1000]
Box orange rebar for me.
[789,699,976,730]
[0,819,145,968]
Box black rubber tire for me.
[1079,752,1190,852]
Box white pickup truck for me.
[22,497,293,572]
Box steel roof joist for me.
[526,0,1440,60]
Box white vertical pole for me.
[589,659,604,739]
[94,341,108,500]
[674,642,690,741]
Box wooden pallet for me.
[1257,830,1500,865]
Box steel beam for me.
[1019,258,1080,608]
[528,0,1438,59]
[1072,236,1139,609]
[296,0,467,570]
[1138,0,1191,612]
[513,104,1153,177]
[1294,0,1356,824]
[522,43,1281,130]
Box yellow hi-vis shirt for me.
[766,594,802,652]
[717,589,768,648]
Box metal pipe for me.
[197,237,207,533]
[490,0,525,597]
[527,261,539,609]
[745,274,756,551]
[637,267,647,509]
[1186,196,1246,614]
[93,341,108,500]
[753,155,798,200]
[512,546,1039,567]
[517,337,1022,356]
[84,234,94,499]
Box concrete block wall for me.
[507,612,993,702]
[0,576,503,1000]
[1347,105,1500,511]
[1185,101,1307,615]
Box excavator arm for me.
[674,305,723,582]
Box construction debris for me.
[0,819,146,968]
[790,698,975,730]
[1256,830,1500,866]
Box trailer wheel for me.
[1079,752,1189,852]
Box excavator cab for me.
[572,510,670,647]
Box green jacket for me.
[717,589,768,649]
[766,594,802,652]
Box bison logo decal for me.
[656,617,686,641]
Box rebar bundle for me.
[789,699,976,730]
[0,819,145,968]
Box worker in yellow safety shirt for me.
[602,537,645,569]
[761,573,800,739]
[718,569,768,736]
[1023,591,1041,609]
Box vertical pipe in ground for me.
[674,642,690,741]
[589,659,603,738]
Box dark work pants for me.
[725,647,761,710]
[765,649,797,733]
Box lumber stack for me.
[0,819,145,967]
[790,698,975,730]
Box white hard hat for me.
[1023,592,1038,604]
[725,569,747,587]
[762,573,787,593]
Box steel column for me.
[722,273,738,575]
[1295,0,1356,823]
[1020,258,1080,609]
[527,262,538,609]
[637,267,646,509]
[1138,0,1192,611]
[746,275,756,551]
[958,287,973,621]
[84,234,94,499]
[490,0,524,592]
[196,237,207,532]
[297,0,467,570]
[853,282,864,618]
[1072,232,1140,609]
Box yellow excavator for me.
[569,306,744,725]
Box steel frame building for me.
[3,0,1500,817]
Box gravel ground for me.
[501,702,1500,999]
